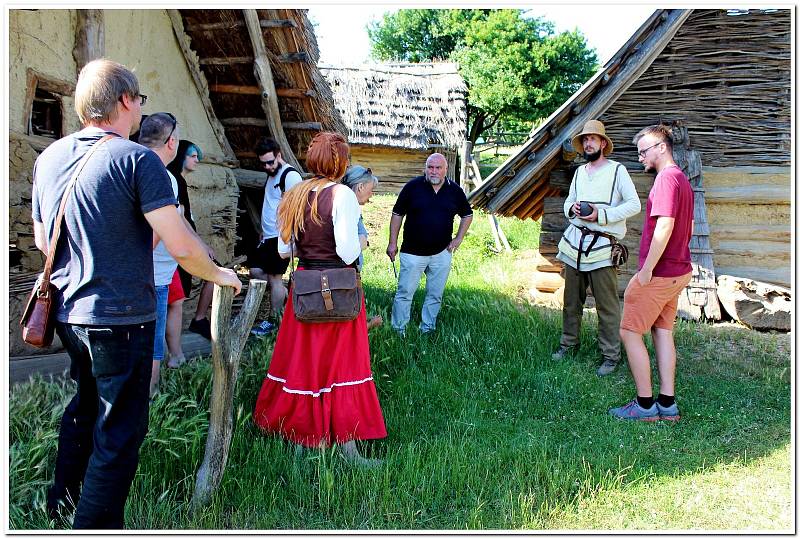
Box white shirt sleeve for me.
[331,184,362,265]
[277,234,292,259]
[284,170,303,192]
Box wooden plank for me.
[276,88,317,99]
[282,121,322,131]
[167,10,237,162]
[221,117,267,127]
[704,184,790,204]
[72,9,104,74]
[199,56,254,65]
[187,20,244,32]
[242,9,301,170]
[233,168,265,190]
[277,52,309,64]
[260,19,297,29]
[210,84,262,95]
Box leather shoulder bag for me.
[289,235,362,324]
[20,134,117,347]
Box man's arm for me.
[637,216,675,285]
[386,213,403,261]
[447,215,473,252]
[144,205,241,294]
[33,220,48,256]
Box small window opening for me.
[30,88,63,139]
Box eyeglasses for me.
[261,158,277,167]
[118,93,148,106]
[163,112,177,145]
[637,142,662,158]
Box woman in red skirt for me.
[253,132,386,465]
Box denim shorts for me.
[153,284,169,360]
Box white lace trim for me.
[266,373,374,398]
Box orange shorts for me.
[621,271,692,334]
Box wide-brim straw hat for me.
[571,119,613,156]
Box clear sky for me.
[308,5,656,66]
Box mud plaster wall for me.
[9,9,240,356]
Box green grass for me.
[8,194,791,530]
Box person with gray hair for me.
[33,59,241,529]
[386,153,473,336]
[341,164,382,330]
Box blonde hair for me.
[277,132,350,242]
[633,124,674,151]
[75,59,139,125]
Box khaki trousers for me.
[560,263,621,362]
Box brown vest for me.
[296,185,348,266]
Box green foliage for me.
[8,195,791,530]
[368,9,598,143]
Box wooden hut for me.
[320,63,467,192]
[8,8,343,357]
[467,9,791,315]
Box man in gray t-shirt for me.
[32,59,241,530]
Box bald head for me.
[425,153,448,185]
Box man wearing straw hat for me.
[552,120,640,375]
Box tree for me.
[368,9,598,145]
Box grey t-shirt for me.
[32,127,177,325]
[152,170,180,286]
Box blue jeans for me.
[48,321,154,529]
[153,284,169,361]
[391,248,453,333]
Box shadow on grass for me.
[8,280,790,530]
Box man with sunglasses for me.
[610,124,694,421]
[553,120,640,376]
[249,137,303,336]
[32,60,241,529]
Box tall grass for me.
[8,194,791,530]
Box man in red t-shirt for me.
[610,125,694,421]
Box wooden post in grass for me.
[191,279,267,509]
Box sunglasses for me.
[163,112,177,145]
[261,158,277,167]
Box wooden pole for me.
[73,10,105,74]
[191,279,267,510]
[242,9,302,170]
[459,141,472,191]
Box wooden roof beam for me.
[222,118,322,131]
[210,85,317,99]
[241,9,301,169]
[167,10,237,164]
[199,56,253,65]
[186,19,296,32]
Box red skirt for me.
[253,285,387,447]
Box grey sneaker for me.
[596,358,619,376]
[609,399,659,421]
[551,345,575,361]
[656,401,680,421]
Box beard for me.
[426,174,443,185]
[583,149,602,162]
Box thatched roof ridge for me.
[320,62,467,150]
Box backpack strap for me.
[275,166,299,194]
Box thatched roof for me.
[173,9,346,171]
[468,8,791,220]
[320,63,467,151]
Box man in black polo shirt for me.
[386,153,473,336]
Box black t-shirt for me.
[392,176,473,256]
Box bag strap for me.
[276,166,298,194]
[39,134,117,295]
